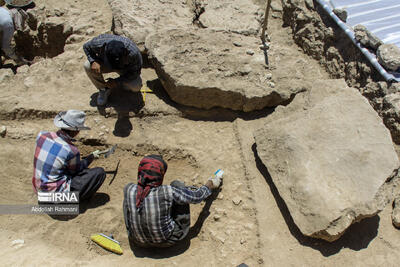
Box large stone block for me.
[145,28,305,111]
[254,79,399,241]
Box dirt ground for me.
[1,0,400,266]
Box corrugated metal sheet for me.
[317,0,400,81]
[329,0,400,47]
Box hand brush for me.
[91,233,123,255]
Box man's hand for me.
[206,175,222,190]
[106,78,119,89]
[91,61,101,74]
[92,150,101,159]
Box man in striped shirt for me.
[83,34,143,106]
[123,155,222,247]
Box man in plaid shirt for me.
[123,155,222,247]
[83,34,143,106]
[32,110,106,200]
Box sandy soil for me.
[1,0,400,266]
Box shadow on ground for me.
[48,192,110,221]
[146,78,277,122]
[252,143,379,257]
[90,88,144,137]
[129,188,221,258]
[0,63,18,73]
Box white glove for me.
[92,150,101,159]
[208,175,222,189]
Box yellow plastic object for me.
[91,234,123,255]
[140,88,153,103]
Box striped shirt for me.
[83,34,142,81]
[32,130,89,193]
[124,183,211,244]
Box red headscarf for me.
[136,155,168,211]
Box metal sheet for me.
[329,0,400,48]
[317,0,400,81]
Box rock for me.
[213,214,221,221]
[108,0,193,51]
[246,50,255,56]
[268,81,275,88]
[388,83,400,94]
[53,8,65,17]
[361,81,388,99]
[392,197,400,228]
[146,28,304,111]
[86,28,95,35]
[271,2,283,13]
[66,34,85,44]
[233,42,242,47]
[240,65,252,75]
[353,25,383,50]
[11,239,24,249]
[377,44,400,71]
[254,79,400,241]
[382,93,400,144]
[333,8,347,22]
[304,0,314,10]
[0,69,14,83]
[232,197,242,205]
[0,126,6,137]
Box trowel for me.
[97,145,117,158]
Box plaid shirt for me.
[32,130,89,193]
[123,183,211,244]
[83,34,142,81]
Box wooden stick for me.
[261,0,272,43]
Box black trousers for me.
[168,180,191,245]
[70,167,106,201]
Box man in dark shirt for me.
[83,34,143,106]
[123,155,222,247]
